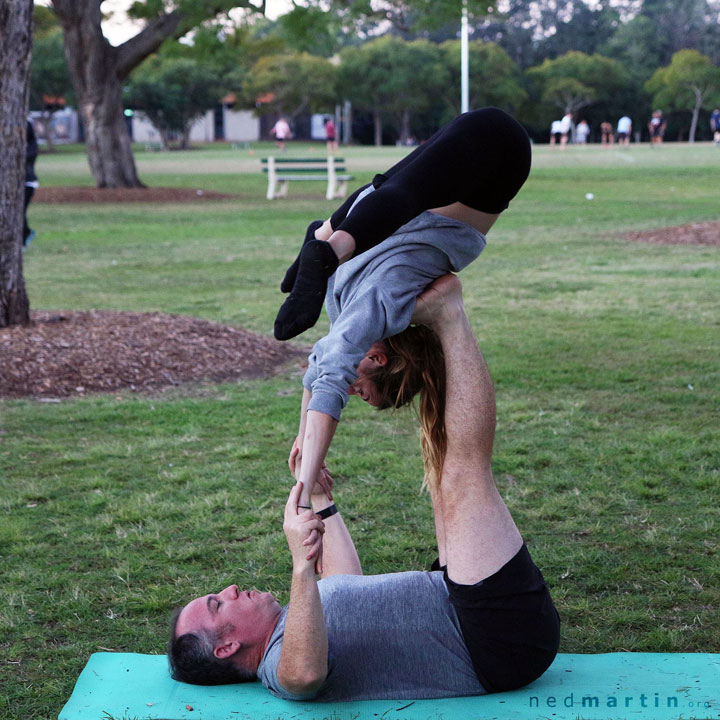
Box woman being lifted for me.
[278,108,532,510]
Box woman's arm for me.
[296,410,337,507]
[289,388,313,477]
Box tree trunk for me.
[51,1,184,188]
[373,108,383,146]
[688,88,702,144]
[399,108,410,145]
[0,0,33,327]
[54,2,142,187]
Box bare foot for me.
[411,274,464,327]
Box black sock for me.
[274,240,338,340]
[281,220,324,293]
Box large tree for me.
[339,37,448,145]
[49,0,261,189]
[0,0,33,327]
[602,0,720,80]
[243,52,338,120]
[473,0,635,70]
[527,51,632,123]
[646,49,720,142]
[439,40,527,120]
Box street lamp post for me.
[461,0,469,113]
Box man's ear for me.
[214,639,241,660]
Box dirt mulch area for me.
[622,220,720,246]
[34,187,235,203]
[0,310,307,398]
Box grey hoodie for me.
[303,209,486,420]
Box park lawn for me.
[1,142,719,719]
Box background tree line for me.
[32,0,720,155]
[3,0,720,325]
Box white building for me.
[131,107,260,144]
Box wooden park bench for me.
[262,156,354,200]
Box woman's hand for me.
[313,466,334,501]
[290,437,333,501]
[288,437,302,479]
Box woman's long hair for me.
[368,325,446,492]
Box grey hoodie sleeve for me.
[306,286,389,420]
[302,338,325,393]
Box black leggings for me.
[24,186,35,242]
[330,107,531,255]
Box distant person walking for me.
[559,112,573,148]
[550,119,563,146]
[24,119,39,248]
[271,117,292,151]
[648,110,666,146]
[710,108,720,144]
[575,120,590,145]
[600,121,614,146]
[325,116,338,152]
[616,116,632,146]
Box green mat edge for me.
[59,651,720,720]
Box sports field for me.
[2,141,719,719]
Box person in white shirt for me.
[550,120,563,146]
[559,113,573,148]
[271,118,292,150]
[575,120,590,145]
[616,116,632,145]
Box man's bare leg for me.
[413,275,523,585]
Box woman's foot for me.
[274,240,339,340]
[410,274,464,328]
[281,220,325,293]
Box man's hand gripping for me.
[284,481,326,575]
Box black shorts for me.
[442,544,560,693]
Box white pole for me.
[461,0,469,113]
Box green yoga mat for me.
[60,652,719,720]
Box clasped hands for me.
[283,439,334,574]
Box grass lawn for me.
[2,140,719,719]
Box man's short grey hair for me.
[168,608,256,685]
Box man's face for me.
[176,584,281,654]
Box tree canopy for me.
[439,40,527,120]
[527,51,633,123]
[646,49,720,141]
[124,56,226,148]
[244,53,338,119]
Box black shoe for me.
[274,240,338,340]
[281,220,325,293]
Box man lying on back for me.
[169,276,560,701]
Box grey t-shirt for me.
[256,571,486,702]
[303,210,486,421]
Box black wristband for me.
[316,503,338,520]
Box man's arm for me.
[276,482,328,696]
